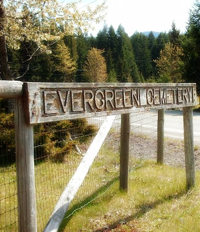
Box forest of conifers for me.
[1,2,200,93]
[6,21,200,95]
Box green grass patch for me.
[59,160,200,232]
[1,143,200,231]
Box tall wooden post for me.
[183,107,195,189]
[120,113,130,191]
[15,97,37,232]
[157,109,164,164]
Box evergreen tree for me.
[107,26,118,82]
[96,25,109,51]
[18,40,53,82]
[155,33,170,59]
[131,33,153,80]
[116,25,140,82]
[169,21,181,47]
[148,32,157,75]
[51,40,76,82]
[83,48,107,82]
[182,1,200,93]
[64,35,78,63]
[76,33,91,81]
[154,43,184,83]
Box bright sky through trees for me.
[82,0,196,35]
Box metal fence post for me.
[120,113,130,192]
[183,106,195,189]
[157,109,164,164]
[15,97,37,232]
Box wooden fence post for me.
[157,109,164,164]
[183,106,195,189]
[14,97,37,232]
[120,113,130,192]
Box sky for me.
[80,0,197,36]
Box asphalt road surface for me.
[130,109,200,145]
[88,109,200,145]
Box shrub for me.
[0,110,97,165]
[0,113,15,165]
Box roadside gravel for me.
[129,135,200,170]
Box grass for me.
[59,160,200,232]
[1,139,200,231]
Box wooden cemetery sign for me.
[0,81,197,232]
[24,82,197,124]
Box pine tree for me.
[182,1,200,93]
[155,33,170,59]
[154,43,184,83]
[76,33,91,81]
[116,25,140,82]
[169,22,181,47]
[131,33,153,80]
[96,25,109,51]
[148,32,157,75]
[83,48,107,82]
[51,40,76,82]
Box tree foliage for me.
[182,1,200,93]
[51,40,76,82]
[83,47,107,82]
[0,0,106,80]
[154,43,184,83]
[131,33,153,80]
[116,25,140,82]
[3,0,106,50]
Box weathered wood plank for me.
[157,109,164,164]
[120,113,130,191]
[44,115,116,232]
[0,80,23,98]
[183,107,195,189]
[14,97,37,232]
[24,82,197,124]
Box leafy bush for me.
[39,119,97,162]
[0,113,15,165]
[0,111,97,165]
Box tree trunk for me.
[0,0,12,80]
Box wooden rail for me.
[0,80,23,98]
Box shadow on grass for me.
[94,190,187,232]
[59,176,119,231]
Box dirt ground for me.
[103,130,200,170]
[129,134,200,170]
[79,131,200,170]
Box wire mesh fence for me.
[0,99,158,231]
[0,99,18,232]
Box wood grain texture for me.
[120,113,130,191]
[0,80,23,98]
[183,107,195,189]
[24,82,197,124]
[14,97,37,232]
[157,109,164,164]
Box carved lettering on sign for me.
[42,87,194,116]
[24,83,196,124]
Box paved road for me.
[88,109,200,145]
[132,110,200,143]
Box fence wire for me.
[0,99,18,232]
[0,105,158,231]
